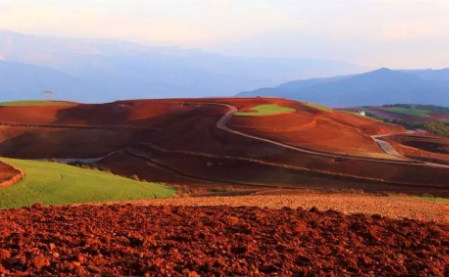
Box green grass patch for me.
[0,100,77,107]
[391,195,449,203]
[303,102,333,112]
[235,104,295,116]
[0,158,176,209]
[383,107,430,117]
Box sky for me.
[0,0,449,68]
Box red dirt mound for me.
[0,205,448,276]
[0,160,23,189]
[229,104,404,158]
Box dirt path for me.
[213,102,449,169]
[372,132,449,169]
[372,138,401,156]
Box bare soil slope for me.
[1,98,449,194]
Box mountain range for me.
[237,68,449,107]
[0,30,365,102]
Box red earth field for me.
[1,98,449,195]
[0,160,23,189]
[0,204,448,276]
[382,133,449,165]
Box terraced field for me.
[383,107,430,118]
[1,97,449,203]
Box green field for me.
[0,100,77,107]
[235,104,295,116]
[303,102,333,112]
[393,196,449,203]
[0,158,176,209]
[383,107,430,117]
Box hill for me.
[238,68,449,107]
[0,30,364,102]
[0,158,175,209]
[1,98,449,199]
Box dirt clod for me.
[0,205,447,276]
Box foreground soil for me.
[118,192,449,223]
[0,205,448,276]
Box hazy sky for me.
[1,0,449,68]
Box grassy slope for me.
[0,100,76,106]
[0,158,176,209]
[303,102,333,112]
[235,104,295,116]
[383,107,430,117]
[393,196,449,203]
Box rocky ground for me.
[0,204,448,276]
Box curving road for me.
[3,100,448,170]
[208,102,449,169]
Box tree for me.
[44,90,53,100]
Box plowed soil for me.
[0,204,448,276]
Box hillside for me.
[0,158,175,209]
[0,30,364,101]
[1,97,449,199]
[238,68,449,107]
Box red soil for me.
[431,113,449,122]
[383,134,449,165]
[0,204,448,276]
[229,107,403,158]
[0,126,154,159]
[0,161,17,182]
[2,97,449,194]
[0,160,23,189]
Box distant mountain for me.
[0,60,110,102]
[403,68,449,81]
[238,68,449,107]
[0,30,366,102]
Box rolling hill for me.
[238,68,449,107]
[0,158,175,209]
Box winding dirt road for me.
[211,102,449,169]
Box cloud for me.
[1,0,449,68]
[0,0,300,47]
